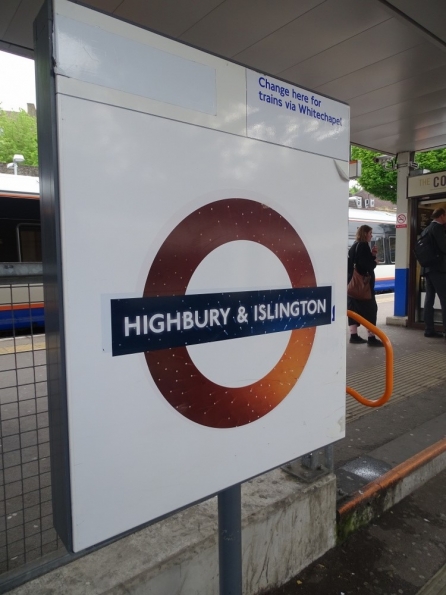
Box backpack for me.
[414,227,441,267]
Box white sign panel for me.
[41,0,348,552]
[408,171,446,198]
[247,70,350,160]
[54,14,217,115]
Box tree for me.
[0,108,38,166]
[350,146,397,203]
[350,146,446,203]
[417,148,446,173]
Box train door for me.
[370,222,396,292]
[17,223,41,262]
[370,229,385,264]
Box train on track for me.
[348,207,396,292]
[0,173,43,333]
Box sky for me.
[0,50,36,112]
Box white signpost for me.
[35,0,349,575]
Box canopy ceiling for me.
[2,0,446,155]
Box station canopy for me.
[2,0,446,155]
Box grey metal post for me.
[218,484,242,595]
[301,451,318,470]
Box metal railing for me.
[346,310,394,407]
[285,312,394,482]
[0,283,66,578]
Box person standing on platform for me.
[422,208,446,338]
[348,225,384,347]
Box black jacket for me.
[348,241,377,290]
[422,221,446,274]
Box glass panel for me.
[371,237,385,263]
[389,236,395,264]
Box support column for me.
[393,151,413,317]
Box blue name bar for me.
[111,286,332,356]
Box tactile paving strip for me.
[4,342,443,430]
[346,350,446,423]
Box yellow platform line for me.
[0,341,46,355]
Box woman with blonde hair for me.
[347,224,383,347]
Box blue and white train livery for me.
[349,207,396,292]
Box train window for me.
[388,236,395,263]
[348,221,360,238]
[371,237,386,263]
[18,224,41,262]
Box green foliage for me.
[349,183,361,196]
[350,146,397,203]
[416,148,446,173]
[351,146,446,204]
[0,108,38,166]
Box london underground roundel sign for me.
[111,198,332,428]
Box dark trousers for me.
[347,296,378,327]
[424,271,446,332]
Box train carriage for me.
[0,173,43,332]
[348,207,396,292]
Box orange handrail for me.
[346,310,394,407]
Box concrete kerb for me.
[10,470,336,595]
[385,315,408,327]
[337,438,446,544]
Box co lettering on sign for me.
[434,175,446,188]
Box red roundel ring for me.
[144,198,316,428]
